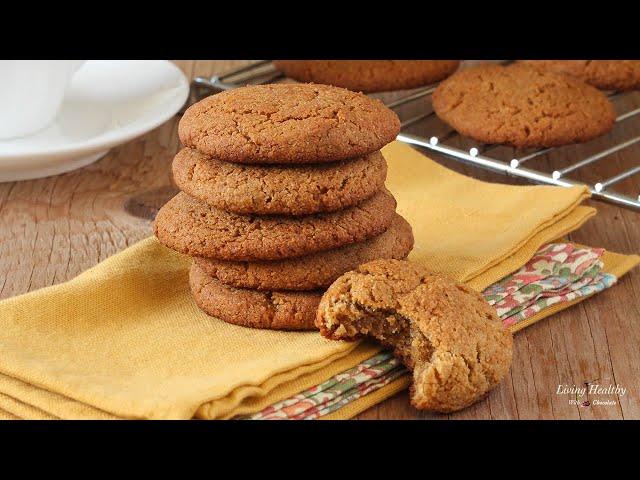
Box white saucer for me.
[0,60,190,182]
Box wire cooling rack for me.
[189,60,640,212]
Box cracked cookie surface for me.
[273,60,460,93]
[172,147,387,215]
[154,190,396,261]
[432,63,615,148]
[520,60,640,92]
[194,214,413,291]
[189,263,320,330]
[179,83,400,164]
[316,259,513,413]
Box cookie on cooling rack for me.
[432,63,616,148]
[519,60,640,92]
[273,60,460,93]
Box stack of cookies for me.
[155,83,414,331]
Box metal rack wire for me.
[190,61,640,212]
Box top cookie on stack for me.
[155,83,410,331]
[178,83,400,164]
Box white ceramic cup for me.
[0,60,85,140]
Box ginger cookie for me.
[178,83,400,164]
[432,63,616,148]
[189,263,319,330]
[520,60,640,92]
[273,60,460,93]
[172,147,387,216]
[194,214,414,291]
[316,259,513,413]
[154,189,396,261]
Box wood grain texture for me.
[0,60,638,420]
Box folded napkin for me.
[382,142,595,289]
[485,243,615,326]
[0,141,635,420]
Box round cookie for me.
[519,60,640,92]
[154,189,396,261]
[190,263,319,330]
[316,259,513,413]
[432,63,616,148]
[273,60,460,93]
[194,214,414,291]
[172,147,387,216]
[178,83,400,164]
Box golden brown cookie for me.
[189,263,319,330]
[154,190,396,261]
[432,63,616,148]
[194,214,414,291]
[273,60,460,93]
[172,147,387,216]
[316,259,513,413]
[178,83,400,164]
[519,60,640,92]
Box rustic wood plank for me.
[517,323,563,419]
[485,367,520,420]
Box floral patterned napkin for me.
[246,243,616,420]
[483,243,616,327]
[249,352,403,420]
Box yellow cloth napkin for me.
[381,142,594,288]
[0,141,633,420]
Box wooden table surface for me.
[1,60,638,420]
